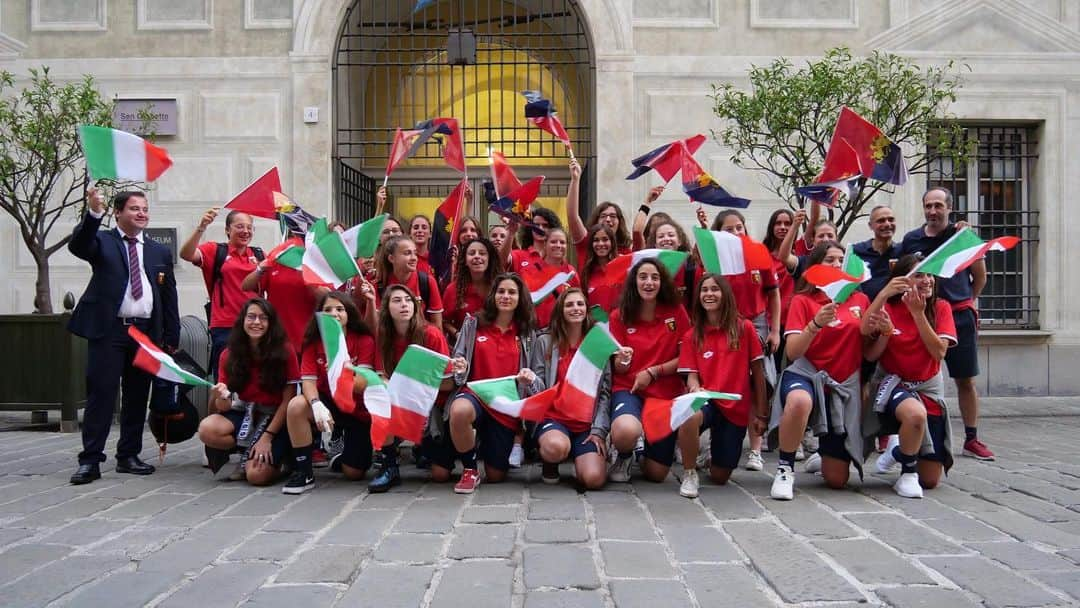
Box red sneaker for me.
[454,468,481,494]
[312,448,329,469]
[963,438,995,461]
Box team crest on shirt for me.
[588,287,595,293]
[521,261,530,268]
[665,317,677,331]
[626,328,637,334]
[850,306,862,319]
[703,351,714,359]
[751,270,762,284]
[892,328,902,335]
[477,336,489,342]
[317,355,326,367]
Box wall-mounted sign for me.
[113,99,178,136]
[144,228,178,263]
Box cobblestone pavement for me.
[1,415,1080,607]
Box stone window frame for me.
[136,0,214,31]
[244,0,293,30]
[30,0,108,32]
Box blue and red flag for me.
[522,91,572,150]
[489,149,522,199]
[830,107,908,186]
[491,176,545,223]
[431,178,468,282]
[431,117,466,173]
[386,121,449,177]
[627,134,706,182]
[796,138,863,206]
[680,147,750,208]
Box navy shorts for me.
[221,409,291,465]
[536,419,599,460]
[945,308,979,379]
[644,404,747,469]
[610,390,643,422]
[878,388,948,464]
[458,391,518,472]
[320,393,373,472]
[780,371,850,462]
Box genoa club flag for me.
[522,91,572,149]
[490,176,544,224]
[386,120,454,177]
[830,106,908,186]
[680,147,750,208]
[431,117,466,172]
[431,178,469,281]
[627,134,706,182]
[489,149,522,199]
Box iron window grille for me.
[927,125,1040,329]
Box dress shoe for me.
[115,456,156,475]
[70,463,101,485]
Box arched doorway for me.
[331,0,595,227]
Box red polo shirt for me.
[217,344,300,409]
[677,319,763,426]
[259,264,315,353]
[442,281,486,331]
[300,331,376,421]
[785,290,870,381]
[510,247,544,274]
[608,303,689,399]
[521,261,579,328]
[469,323,524,430]
[581,262,622,315]
[197,241,261,328]
[375,324,450,374]
[385,271,444,318]
[727,265,779,320]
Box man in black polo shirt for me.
[900,187,992,460]
[853,205,902,302]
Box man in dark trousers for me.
[67,188,180,484]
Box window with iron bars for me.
[927,125,1040,329]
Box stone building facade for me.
[0,0,1074,395]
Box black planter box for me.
[0,314,86,432]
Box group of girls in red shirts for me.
[194,167,958,503]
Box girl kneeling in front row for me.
[674,274,768,498]
[535,288,610,490]
[770,243,871,500]
[200,298,300,486]
[443,273,547,494]
[862,255,957,499]
[283,290,377,494]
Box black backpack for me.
[148,350,204,456]
[204,242,264,323]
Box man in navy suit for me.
[67,188,180,484]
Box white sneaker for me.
[608,454,633,483]
[679,469,700,498]
[876,435,900,474]
[745,450,764,472]
[508,443,524,468]
[770,466,795,500]
[804,452,822,474]
[894,472,924,499]
[795,443,806,462]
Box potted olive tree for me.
[0,66,139,430]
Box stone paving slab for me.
[1,417,1080,606]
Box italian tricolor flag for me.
[342,214,388,259]
[803,248,870,303]
[316,312,358,415]
[551,325,621,425]
[911,228,1019,279]
[354,345,449,447]
[524,268,576,304]
[642,391,741,443]
[79,125,173,182]
[128,326,212,387]
[267,239,304,270]
[693,227,773,276]
[303,219,361,288]
[605,249,689,281]
[467,377,559,422]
